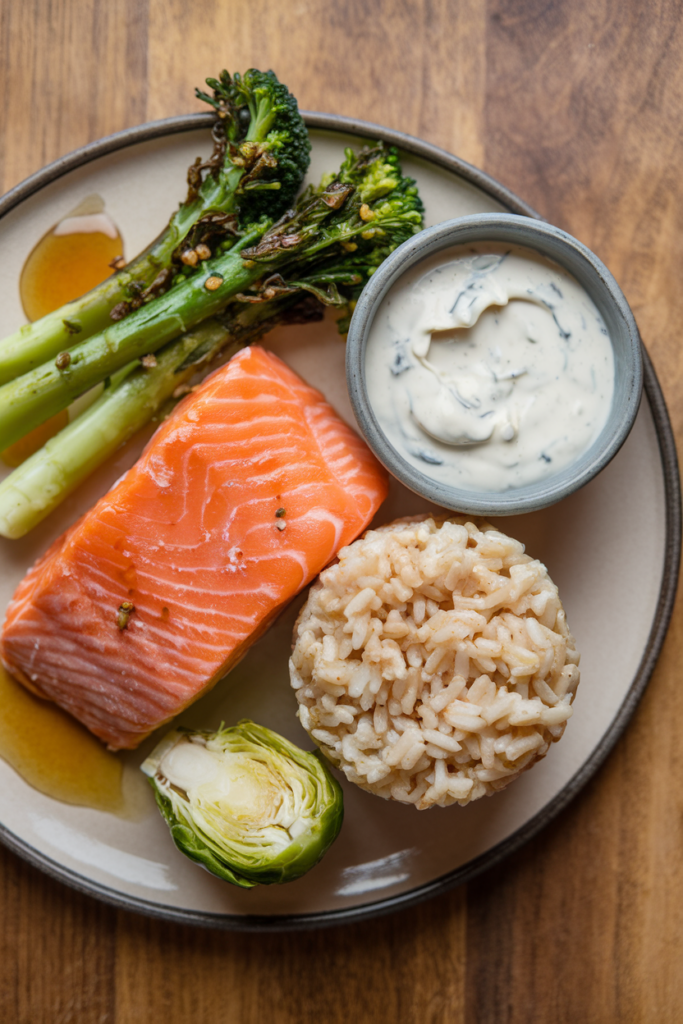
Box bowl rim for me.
[346,213,644,515]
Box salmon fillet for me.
[1,346,388,749]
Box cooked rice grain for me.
[290,516,580,810]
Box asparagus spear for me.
[0,145,422,452]
[0,144,424,538]
[0,69,310,386]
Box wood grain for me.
[145,0,486,164]
[0,844,116,1023]
[114,888,466,1024]
[0,0,148,194]
[1,0,682,1020]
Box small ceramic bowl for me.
[346,213,643,516]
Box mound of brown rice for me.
[290,516,580,810]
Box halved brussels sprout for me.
[141,720,343,887]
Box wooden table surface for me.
[2,1,683,1020]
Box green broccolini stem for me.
[0,280,139,387]
[0,236,268,450]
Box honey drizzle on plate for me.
[19,193,124,322]
[0,667,124,813]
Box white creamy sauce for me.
[365,243,615,492]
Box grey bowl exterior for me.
[346,214,644,516]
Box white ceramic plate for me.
[0,114,679,929]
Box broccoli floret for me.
[197,68,311,224]
[240,143,423,266]
[236,70,311,217]
[337,143,404,202]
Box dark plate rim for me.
[0,112,679,932]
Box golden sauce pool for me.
[0,194,128,811]
[19,193,124,321]
[0,667,124,813]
